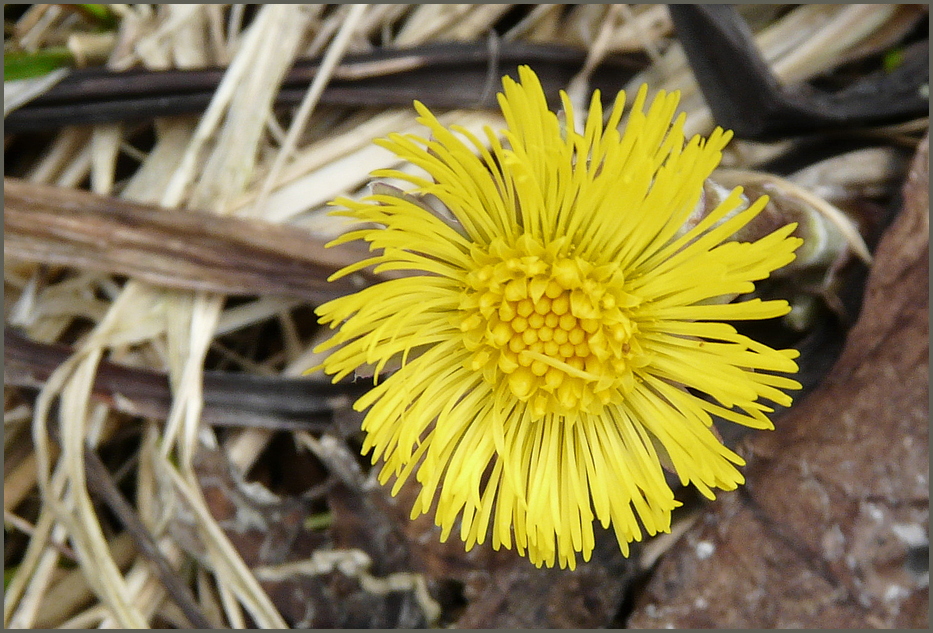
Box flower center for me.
[459,234,646,417]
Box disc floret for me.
[459,233,649,417]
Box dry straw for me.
[3,4,925,628]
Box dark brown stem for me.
[6,41,648,132]
[82,444,215,629]
[4,329,369,432]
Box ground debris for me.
[175,438,436,628]
[628,137,929,629]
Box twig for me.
[4,329,369,431]
[5,41,648,132]
[81,444,214,629]
[668,5,929,140]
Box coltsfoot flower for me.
[314,66,803,569]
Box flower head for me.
[315,66,802,569]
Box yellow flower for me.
[314,66,802,569]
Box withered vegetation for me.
[4,4,928,628]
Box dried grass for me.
[3,4,927,628]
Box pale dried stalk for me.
[216,296,303,336]
[502,4,560,42]
[67,30,117,66]
[224,3,246,58]
[217,570,247,629]
[167,3,213,69]
[195,566,227,628]
[2,511,68,558]
[10,6,302,625]
[10,337,106,627]
[203,4,228,64]
[16,4,64,52]
[442,4,515,41]
[56,604,110,629]
[54,139,93,188]
[754,4,841,62]
[131,4,205,70]
[788,147,912,204]
[4,516,64,627]
[155,2,310,468]
[255,109,506,226]
[89,124,122,195]
[232,109,416,218]
[120,120,196,203]
[302,4,353,58]
[560,4,607,47]
[134,424,160,542]
[355,3,411,42]
[25,128,91,184]
[6,326,75,625]
[165,461,285,627]
[158,7,275,208]
[4,452,52,513]
[97,538,185,628]
[3,403,32,427]
[769,4,897,83]
[148,6,315,628]
[56,349,149,627]
[216,0,370,523]
[614,4,668,58]
[393,4,476,46]
[252,3,370,217]
[33,533,136,628]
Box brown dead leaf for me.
[628,137,929,628]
